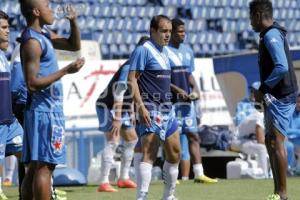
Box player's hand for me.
[138,105,151,128]
[189,92,200,101]
[177,89,191,102]
[111,119,121,140]
[66,57,85,74]
[253,89,264,103]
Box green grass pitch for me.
[4,178,300,200]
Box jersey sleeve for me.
[262,29,289,89]
[128,46,148,71]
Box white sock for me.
[0,177,2,191]
[193,163,204,177]
[181,176,189,181]
[137,162,152,200]
[100,141,118,184]
[134,153,143,190]
[4,155,16,181]
[162,161,179,200]
[120,139,138,180]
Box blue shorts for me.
[180,133,190,160]
[0,119,23,163]
[22,110,66,165]
[264,93,297,137]
[96,106,134,133]
[174,102,198,134]
[138,110,178,141]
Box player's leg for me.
[137,133,160,200]
[162,128,180,200]
[179,133,190,180]
[21,162,35,200]
[96,106,119,192]
[265,132,279,191]
[270,126,288,199]
[186,132,211,183]
[0,124,8,200]
[5,119,23,199]
[31,161,55,200]
[11,102,26,195]
[133,123,143,196]
[3,155,16,186]
[118,127,138,188]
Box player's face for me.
[37,0,54,25]
[0,18,9,51]
[151,19,172,47]
[172,25,185,44]
[249,11,261,32]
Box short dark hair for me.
[137,36,150,46]
[150,15,171,31]
[0,10,9,21]
[249,0,273,19]
[171,18,184,31]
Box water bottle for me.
[54,4,70,19]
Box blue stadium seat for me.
[100,44,110,59]
[186,33,197,44]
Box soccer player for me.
[10,40,67,200]
[128,15,180,200]
[249,1,298,200]
[0,10,23,200]
[19,1,85,199]
[96,62,138,192]
[167,18,217,183]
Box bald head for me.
[19,0,44,19]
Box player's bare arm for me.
[50,5,80,51]
[188,74,200,100]
[170,83,190,101]
[128,70,151,127]
[22,39,85,92]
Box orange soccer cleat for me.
[97,183,118,192]
[117,179,137,188]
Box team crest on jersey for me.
[185,118,193,127]
[51,125,65,154]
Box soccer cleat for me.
[97,183,118,192]
[3,178,12,187]
[55,189,67,196]
[176,180,180,185]
[55,196,67,200]
[194,175,218,184]
[117,179,137,188]
[161,195,178,200]
[266,194,280,200]
[0,191,8,200]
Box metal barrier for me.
[65,127,105,177]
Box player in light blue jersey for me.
[19,1,85,199]
[167,18,217,184]
[0,10,24,200]
[128,15,180,200]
